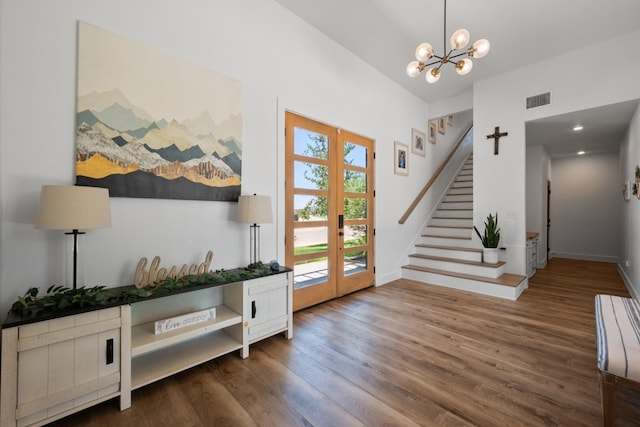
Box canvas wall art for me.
[76,22,242,201]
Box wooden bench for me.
[595,294,640,426]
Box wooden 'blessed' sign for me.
[134,250,213,288]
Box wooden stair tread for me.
[409,253,505,268]
[422,234,471,240]
[437,208,473,211]
[415,244,482,253]
[432,216,472,220]
[401,265,526,287]
[427,225,472,230]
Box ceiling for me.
[273,0,640,157]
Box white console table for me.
[1,269,292,427]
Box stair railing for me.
[398,124,473,224]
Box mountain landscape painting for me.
[76,22,242,201]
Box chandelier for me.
[406,0,490,83]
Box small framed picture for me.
[428,120,437,144]
[394,141,408,175]
[447,114,454,126]
[438,117,446,135]
[411,128,426,157]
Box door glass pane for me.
[294,225,328,289]
[344,225,367,247]
[294,195,328,221]
[343,171,367,193]
[294,127,328,159]
[343,197,367,220]
[295,161,328,190]
[344,250,367,276]
[294,226,328,255]
[294,257,329,289]
[344,142,366,167]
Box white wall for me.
[549,152,620,262]
[526,145,550,267]
[619,105,640,299]
[0,0,437,316]
[473,28,640,277]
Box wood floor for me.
[48,258,639,426]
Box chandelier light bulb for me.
[470,39,490,58]
[426,67,441,83]
[415,42,434,62]
[406,61,422,77]
[450,29,470,50]
[455,58,473,75]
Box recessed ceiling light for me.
[573,125,584,131]
[577,150,585,155]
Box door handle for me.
[338,214,344,229]
[251,300,257,319]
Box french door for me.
[285,112,375,311]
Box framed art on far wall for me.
[428,120,437,144]
[411,128,426,157]
[438,117,446,135]
[394,141,408,175]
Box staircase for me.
[401,155,527,300]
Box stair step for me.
[449,190,472,195]
[440,201,473,209]
[415,244,481,261]
[421,234,473,248]
[430,218,473,227]
[408,254,505,278]
[436,209,473,219]
[425,225,472,238]
[402,265,525,287]
[444,195,472,203]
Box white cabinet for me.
[1,269,293,426]
[0,306,130,427]
[244,271,293,344]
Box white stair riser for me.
[444,194,472,202]
[415,246,482,262]
[440,201,473,210]
[408,256,504,278]
[424,226,472,238]
[436,209,473,219]
[448,187,473,195]
[401,268,524,300]
[421,235,472,247]
[430,217,473,227]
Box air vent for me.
[525,92,551,109]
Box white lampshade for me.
[237,195,273,224]
[415,42,434,62]
[406,61,421,77]
[471,39,490,58]
[455,58,473,75]
[426,67,441,84]
[35,185,111,230]
[450,28,470,50]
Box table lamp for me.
[237,194,272,268]
[35,185,111,292]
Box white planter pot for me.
[483,248,499,264]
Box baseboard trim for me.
[617,264,639,300]
[550,252,618,264]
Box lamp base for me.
[246,261,265,270]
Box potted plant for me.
[474,213,501,264]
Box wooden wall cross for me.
[486,126,508,155]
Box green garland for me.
[10,263,273,317]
